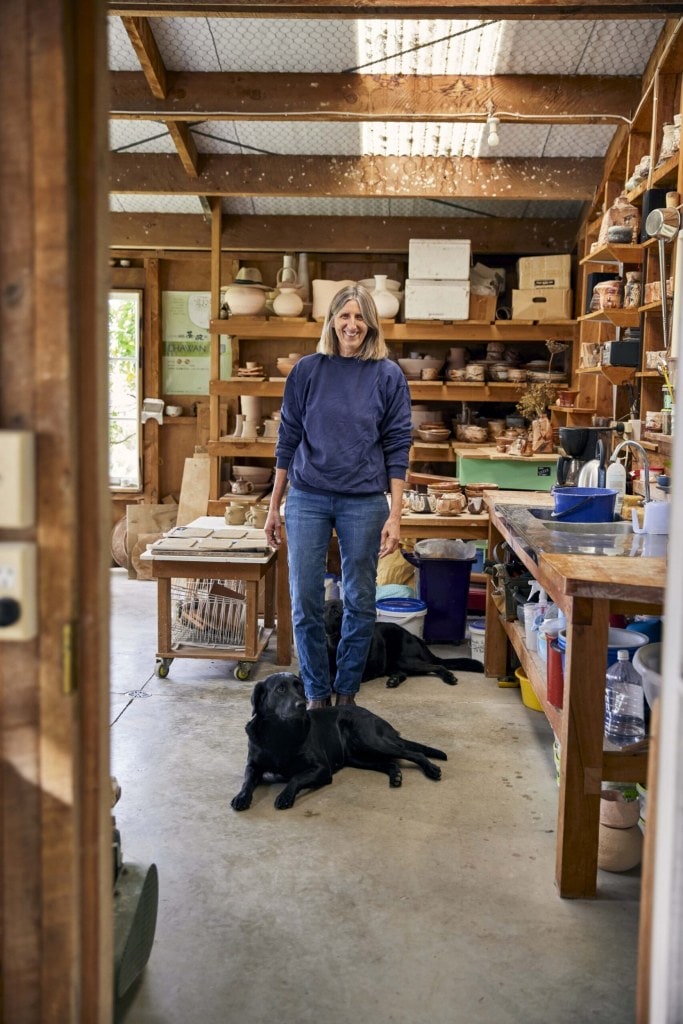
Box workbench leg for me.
[158,577,172,653]
[555,597,609,898]
[263,561,275,629]
[244,580,258,658]
[485,520,508,678]
[275,535,292,665]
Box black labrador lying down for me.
[324,598,483,688]
[231,672,447,810]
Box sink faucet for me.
[610,439,651,503]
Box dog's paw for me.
[443,672,457,685]
[388,766,403,787]
[274,789,295,810]
[386,675,401,688]
[231,793,252,811]
[424,763,442,781]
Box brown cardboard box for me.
[517,254,571,290]
[468,293,497,321]
[512,287,573,321]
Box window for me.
[108,290,142,490]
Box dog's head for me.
[249,673,307,721]
[323,599,343,643]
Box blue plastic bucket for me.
[551,487,617,523]
[557,626,649,671]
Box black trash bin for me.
[402,551,475,644]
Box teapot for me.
[230,478,253,495]
[408,491,436,514]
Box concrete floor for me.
[110,568,642,1024]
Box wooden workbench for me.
[484,490,666,898]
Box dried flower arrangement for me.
[515,339,569,421]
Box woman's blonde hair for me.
[317,284,388,360]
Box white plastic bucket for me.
[376,598,427,638]
[468,618,486,662]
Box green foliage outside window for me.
[109,291,141,489]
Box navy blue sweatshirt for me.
[275,353,412,495]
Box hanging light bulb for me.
[486,115,500,148]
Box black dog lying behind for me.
[231,673,447,811]
[324,598,483,688]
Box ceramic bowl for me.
[164,405,183,417]
[421,356,445,372]
[600,790,641,830]
[276,359,296,377]
[461,425,488,444]
[416,427,451,442]
[232,465,272,485]
[398,358,425,379]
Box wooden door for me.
[0,2,112,1021]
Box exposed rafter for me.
[109,71,641,123]
[108,2,683,19]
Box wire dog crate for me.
[171,578,247,649]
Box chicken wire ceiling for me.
[107,13,666,225]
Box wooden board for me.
[177,455,211,525]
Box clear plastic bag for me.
[413,538,477,560]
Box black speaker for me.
[640,189,669,241]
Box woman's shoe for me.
[335,693,356,707]
[306,697,331,710]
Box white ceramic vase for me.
[297,252,310,302]
[223,285,266,316]
[273,287,304,317]
[373,275,400,319]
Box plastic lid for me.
[617,649,630,661]
[376,598,427,613]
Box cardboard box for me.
[512,287,573,321]
[517,254,571,290]
[408,239,471,280]
[404,279,470,321]
[468,293,497,321]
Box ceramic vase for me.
[223,285,266,316]
[373,275,400,319]
[273,285,304,317]
[297,252,310,302]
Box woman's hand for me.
[264,508,282,548]
[379,515,401,557]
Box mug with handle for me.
[632,501,669,535]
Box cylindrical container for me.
[468,619,486,662]
[523,602,538,651]
[547,640,564,709]
[557,626,649,669]
[551,487,617,523]
[376,598,427,638]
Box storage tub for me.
[515,667,543,712]
[468,619,486,662]
[376,598,427,638]
[557,626,649,671]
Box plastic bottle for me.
[605,459,627,515]
[604,649,645,749]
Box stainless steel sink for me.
[540,520,634,536]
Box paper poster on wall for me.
[162,291,231,395]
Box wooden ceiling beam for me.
[109,71,641,123]
[110,211,579,254]
[166,121,201,176]
[108,2,683,19]
[120,16,167,98]
[110,152,603,200]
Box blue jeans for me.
[284,487,388,700]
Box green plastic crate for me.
[456,455,556,491]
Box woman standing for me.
[264,284,412,709]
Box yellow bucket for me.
[515,666,544,712]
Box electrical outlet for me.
[0,431,36,528]
[0,542,37,641]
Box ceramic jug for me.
[273,282,304,317]
[632,501,669,535]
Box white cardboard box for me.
[404,279,471,321]
[517,254,571,290]
[408,239,471,280]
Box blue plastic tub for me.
[557,626,649,672]
[551,487,617,523]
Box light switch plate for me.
[0,542,37,640]
[0,430,35,528]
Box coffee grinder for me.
[556,427,608,486]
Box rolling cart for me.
[142,522,280,681]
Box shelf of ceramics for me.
[215,379,530,403]
[161,416,199,426]
[636,370,664,379]
[651,151,680,188]
[579,243,644,267]
[639,301,663,315]
[577,308,641,328]
[576,365,636,386]
[208,440,275,458]
[210,318,577,343]
[451,444,560,463]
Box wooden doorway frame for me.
[0,2,113,1021]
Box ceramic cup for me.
[467,497,484,514]
[225,504,247,525]
[247,507,268,529]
